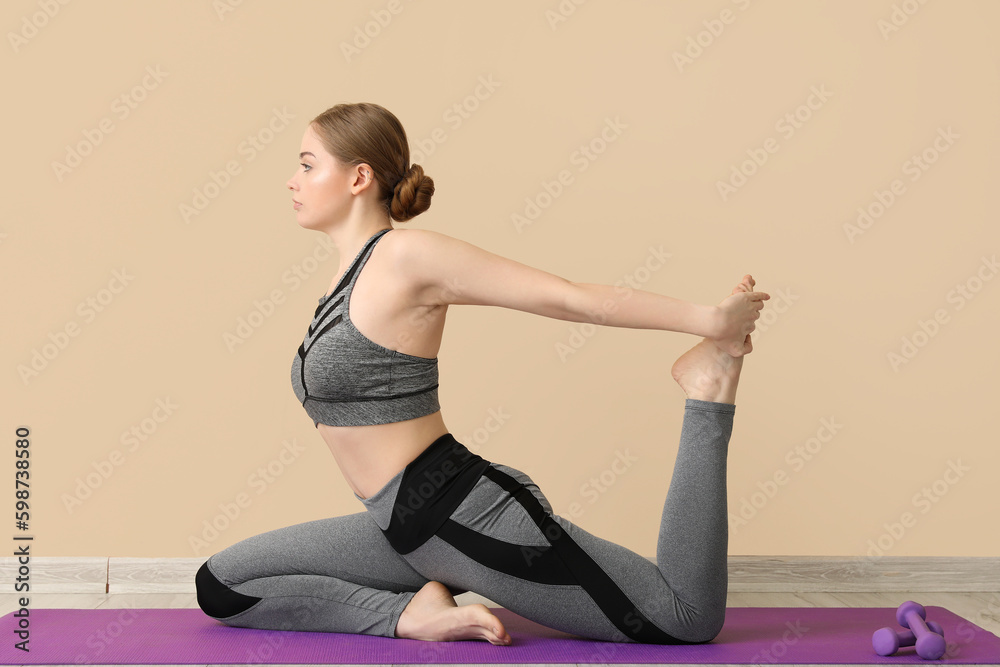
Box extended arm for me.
[392,229,720,338]
[566,282,718,338]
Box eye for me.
[300,163,311,171]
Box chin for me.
[295,214,317,229]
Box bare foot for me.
[670,338,743,404]
[395,581,511,645]
[669,275,755,403]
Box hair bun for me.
[390,164,434,222]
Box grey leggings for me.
[195,398,734,643]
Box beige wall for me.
[4,0,997,561]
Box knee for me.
[643,597,725,644]
[681,607,726,644]
[195,558,262,620]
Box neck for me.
[327,221,393,288]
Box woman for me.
[195,102,770,646]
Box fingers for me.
[734,276,769,301]
[727,332,754,357]
[736,275,768,296]
[731,333,753,356]
[737,276,760,356]
[743,295,766,314]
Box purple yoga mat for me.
[1,605,998,664]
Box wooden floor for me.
[2,590,998,666]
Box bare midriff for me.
[317,412,449,499]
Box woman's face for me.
[287,124,364,230]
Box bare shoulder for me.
[382,227,507,273]
[379,227,576,316]
[377,228,458,300]
[381,227,466,266]
[383,227,451,252]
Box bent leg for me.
[195,511,430,637]
[374,402,733,644]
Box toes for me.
[488,624,512,645]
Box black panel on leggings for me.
[195,560,263,619]
[436,518,577,585]
[382,433,490,554]
[467,466,702,645]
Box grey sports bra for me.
[290,228,440,427]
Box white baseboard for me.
[1,556,996,594]
[725,556,999,593]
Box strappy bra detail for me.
[290,228,440,427]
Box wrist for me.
[701,305,722,339]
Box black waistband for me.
[383,433,491,554]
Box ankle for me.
[686,379,737,404]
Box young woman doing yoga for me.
[194,102,771,646]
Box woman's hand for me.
[710,275,770,357]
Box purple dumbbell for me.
[897,601,946,660]
[873,620,945,657]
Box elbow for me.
[561,281,598,323]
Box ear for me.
[349,163,376,195]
